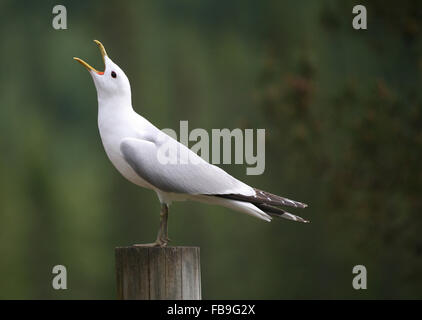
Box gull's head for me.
[74,40,131,101]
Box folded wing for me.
[120,137,254,196]
[120,135,308,223]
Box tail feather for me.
[190,195,272,222]
[255,203,310,223]
[216,188,307,209]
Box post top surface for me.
[115,246,200,250]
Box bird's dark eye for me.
[111,71,117,78]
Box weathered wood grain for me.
[115,246,201,300]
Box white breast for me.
[97,104,155,190]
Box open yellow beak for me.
[73,40,108,74]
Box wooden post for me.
[115,246,201,300]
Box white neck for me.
[97,90,132,109]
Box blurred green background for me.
[1,0,421,299]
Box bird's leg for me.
[161,204,169,244]
[154,203,169,247]
[133,203,169,248]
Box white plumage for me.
[74,40,308,247]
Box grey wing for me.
[120,137,254,196]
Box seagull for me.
[74,40,309,247]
